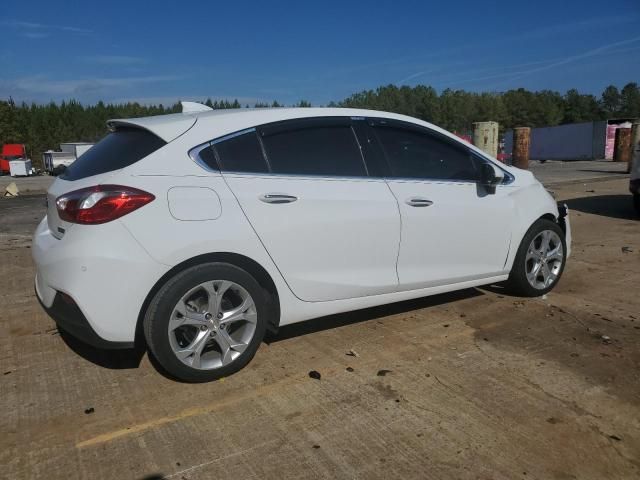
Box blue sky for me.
[1,0,639,105]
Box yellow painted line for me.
[76,376,305,449]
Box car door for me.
[217,117,400,302]
[366,118,515,291]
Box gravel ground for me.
[0,178,638,480]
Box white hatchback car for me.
[33,104,571,382]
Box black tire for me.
[634,194,640,216]
[505,218,567,297]
[144,262,269,382]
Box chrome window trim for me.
[211,128,257,145]
[220,171,382,181]
[188,119,516,185]
[218,171,513,187]
[188,142,217,172]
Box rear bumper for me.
[32,216,169,345]
[36,286,133,349]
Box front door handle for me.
[406,197,434,207]
[259,193,298,204]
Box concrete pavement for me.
[1,178,638,479]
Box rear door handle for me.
[405,197,434,207]
[259,193,298,204]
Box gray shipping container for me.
[504,121,609,161]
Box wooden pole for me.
[613,127,631,163]
[512,127,530,169]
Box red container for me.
[0,144,27,174]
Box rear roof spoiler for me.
[181,101,213,113]
[106,102,213,142]
[107,114,198,143]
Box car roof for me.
[108,106,518,175]
[107,106,506,170]
[107,107,429,143]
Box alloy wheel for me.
[525,230,564,290]
[168,280,257,370]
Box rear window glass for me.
[61,128,166,180]
[261,125,366,176]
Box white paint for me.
[225,174,400,301]
[167,186,221,221]
[33,107,566,348]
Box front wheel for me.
[505,218,567,297]
[144,262,269,382]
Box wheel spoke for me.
[203,280,233,316]
[526,249,539,263]
[540,230,551,253]
[175,329,210,368]
[545,244,563,263]
[212,329,248,366]
[526,261,542,285]
[170,301,208,331]
[221,294,256,325]
[540,262,552,287]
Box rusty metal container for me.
[472,121,499,158]
[628,122,640,173]
[614,128,632,163]
[512,127,531,169]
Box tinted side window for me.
[195,145,219,170]
[375,126,477,181]
[61,128,166,181]
[213,131,268,173]
[261,125,366,176]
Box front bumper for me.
[32,216,169,346]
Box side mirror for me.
[479,163,504,194]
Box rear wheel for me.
[505,219,566,297]
[634,194,640,215]
[144,262,268,382]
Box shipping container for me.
[504,119,634,161]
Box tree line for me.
[1,83,638,162]
[333,83,640,133]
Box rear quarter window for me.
[61,128,166,181]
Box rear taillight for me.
[55,185,155,225]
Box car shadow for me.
[575,169,628,175]
[564,194,637,220]
[59,329,146,369]
[59,288,485,374]
[266,288,484,343]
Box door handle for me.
[405,197,434,207]
[259,193,298,204]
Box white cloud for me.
[0,75,182,99]
[393,15,640,86]
[22,31,49,39]
[1,19,92,35]
[80,55,147,65]
[111,95,267,106]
